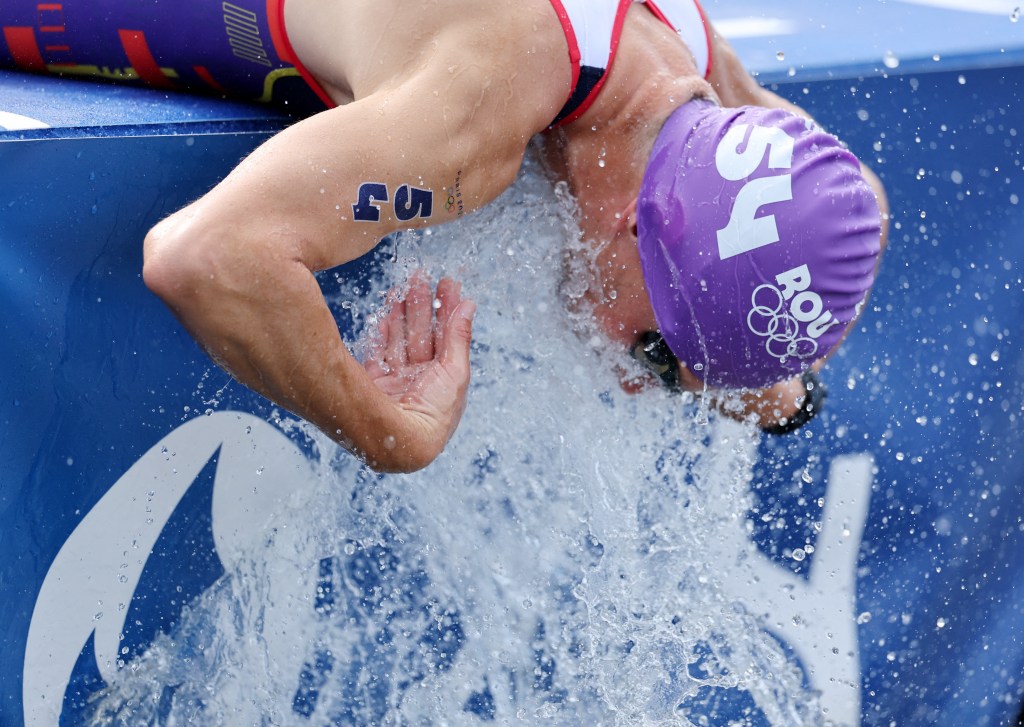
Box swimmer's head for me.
[635,101,882,389]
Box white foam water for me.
[85,154,819,725]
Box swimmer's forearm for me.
[706,28,813,118]
[142,226,440,473]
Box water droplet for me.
[936,617,948,629]
[791,548,806,562]
[1011,7,1020,22]
[857,611,872,624]
[597,158,606,168]
[883,51,900,69]
[776,51,785,61]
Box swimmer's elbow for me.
[143,210,244,315]
[143,213,202,308]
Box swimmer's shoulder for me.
[284,0,571,121]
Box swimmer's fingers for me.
[382,293,408,368]
[405,272,436,365]
[433,277,461,352]
[362,307,391,379]
[436,278,476,369]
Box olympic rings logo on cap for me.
[747,284,819,362]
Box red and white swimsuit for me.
[548,0,713,126]
[285,0,713,125]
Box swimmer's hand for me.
[361,274,476,472]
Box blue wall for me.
[759,62,1024,724]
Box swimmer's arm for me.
[143,63,545,473]
[704,22,809,119]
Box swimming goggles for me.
[629,331,827,435]
[630,331,682,391]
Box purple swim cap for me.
[636,101,882,389]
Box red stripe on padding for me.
[3,27,46,72]
[36,4,65,33]
[193,65,227,95]
[118,29,176,89]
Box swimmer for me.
[2,0,888,471]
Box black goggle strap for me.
[630,331,682,391]
[761,370,828,436]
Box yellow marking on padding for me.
[47,64,180,81]
[259,68,301,103]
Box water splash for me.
[83,154,819,725]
